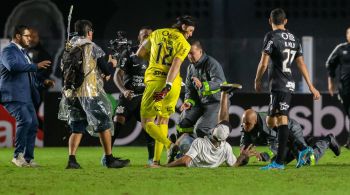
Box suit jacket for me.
[0,42,40,105]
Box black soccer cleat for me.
[116,157,131,164]
[66,160,82,169]
[167,143,179,164]
[106,158,130,168]
[169,133,177,144]
[327,134,341,156]
[220,83,242,94]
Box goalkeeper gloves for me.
[153,83,172,102]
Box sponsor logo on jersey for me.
[116,106,125,114]
[153,70,167,76]
[286,81,295,91]
[281,32,295,41]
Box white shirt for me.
[185,136,236,168]
[11,41,32,63]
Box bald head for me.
[242,109,258,132]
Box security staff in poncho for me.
[176,40,227,138]
[58,20,129,169]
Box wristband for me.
[165,82,172,90]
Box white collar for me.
[11,41,25,51]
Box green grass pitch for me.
[0,146,349,195]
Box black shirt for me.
[240,112,306,149]
[262,29,303,93]
[240,112,277,148]
[119,46,147,94]
[326,42,350,94]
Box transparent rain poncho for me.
[58,36,114,137]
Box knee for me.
[276,116,288,126]
[266,119,276,129]
[17,117,33,129]
[141,118,154,129]
[144,121,154,132]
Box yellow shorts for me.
[140,77,182,119]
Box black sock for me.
[111,122,123,150]
[69,155,76,162]
[145,131,155,160]
[275,125,289,165]
[105,154,114,164]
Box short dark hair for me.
[172,15,196,31]
[270,8,286,25]
[140,26,152,31]
[12,25,29,38]
[190,40,203,50]
[74,20,93,36]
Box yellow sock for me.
[159,124,171,149]
[145,122,171,147]
[153,124,169,161]
[153,141,163,162]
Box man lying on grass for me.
[165,84,256,168]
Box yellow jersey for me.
[143,28,190,82]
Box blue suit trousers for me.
[3,101,38,161]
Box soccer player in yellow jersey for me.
[136,16,195,165]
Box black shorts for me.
[268,91,292,116]
[115,94,142,121]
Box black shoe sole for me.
[107,160,130,168]
[66,164,82,169]
[220,83,242,93]
[66,160,82,169]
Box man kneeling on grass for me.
[165,84,256,168]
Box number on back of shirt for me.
[156,43,173,66]
[282,48,296,73]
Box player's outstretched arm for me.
[166,155,192,167]
[295,56,320,100]
[234,144,258,167]
[113,68,133,100]
[218,83,242,123]
[254,53,270,92]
